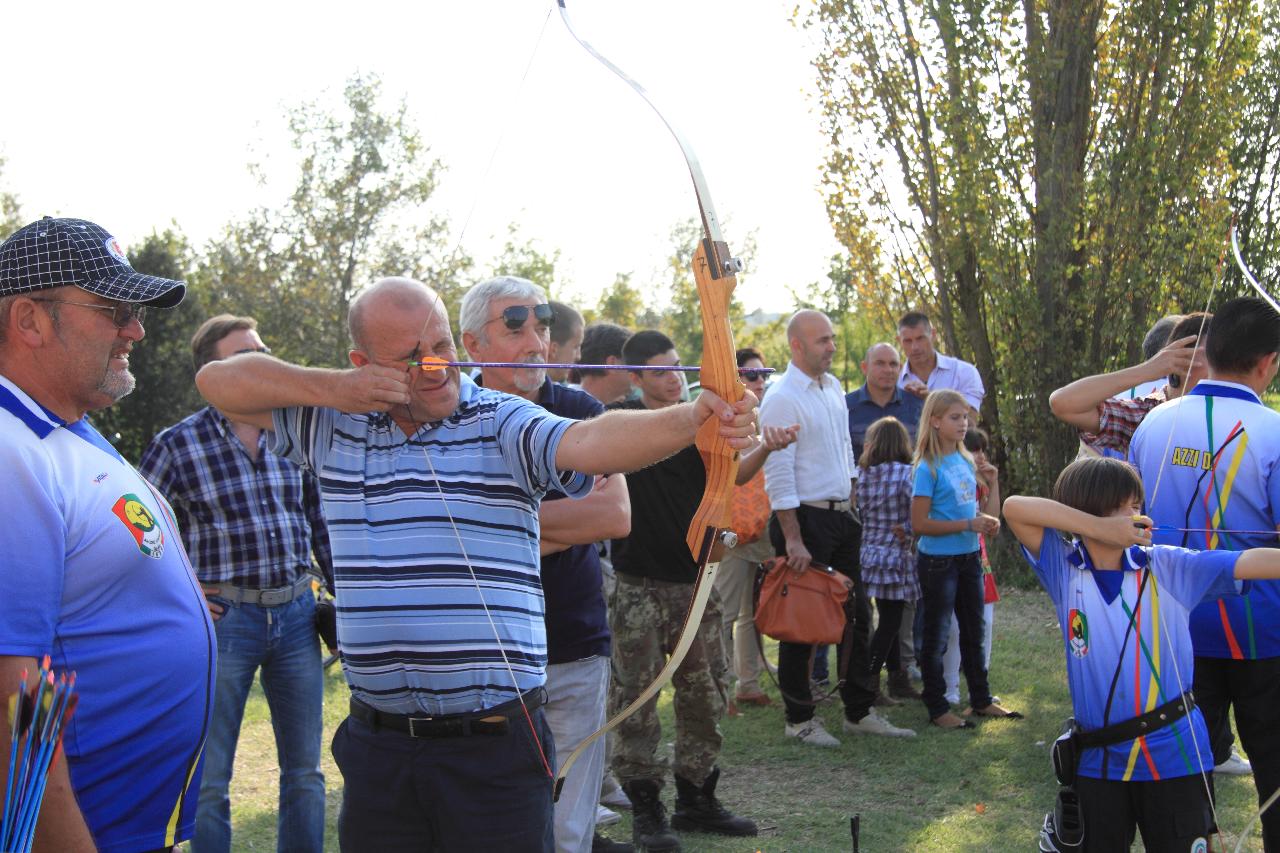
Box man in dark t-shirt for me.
[607,331,756,851]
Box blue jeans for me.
[918,552,991,719]
[192,590,325,853]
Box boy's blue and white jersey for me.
[1023,530,1241,781]
[1129,379,1280,659]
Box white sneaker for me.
[1215,750,1253,776]
[595,805,622,826]
[784,718,841,747]
[842,709,916,738]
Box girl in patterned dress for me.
[857,417,921,684]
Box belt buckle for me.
[259,588,287,606]
[408,716,434,737]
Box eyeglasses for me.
[487,303,554,331]
[233,346,272,355]
[31,298,146,328]
[740,369,766,382]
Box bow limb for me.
[1231,223,1280,313]
[552,0,745,799]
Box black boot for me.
[622,779,681,852]
[671,767,758,837]
[592,831,635,853]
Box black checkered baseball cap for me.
[0,217,185,308]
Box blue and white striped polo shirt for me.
[272,375,590,715]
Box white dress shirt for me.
[760,362,857,510]
[900,352,985,410]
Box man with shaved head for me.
[760,310,915,748]
[196,275,758,853]
[845,341,924,701]
[846,342,922,461]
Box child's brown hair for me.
[1051,457,1144,517]
[859,417,913,469]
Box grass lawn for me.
[223,587,1266,851]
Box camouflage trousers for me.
[609,575,728,786]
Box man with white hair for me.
[461,277,632,853]
[196,275,758,852]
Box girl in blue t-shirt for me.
[911,389,1019,729]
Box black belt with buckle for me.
[349,687,547,738]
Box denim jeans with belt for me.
[918,551,992,720]
[192,589,325,853]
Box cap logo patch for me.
[104,237,131,266]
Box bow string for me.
[550,0,746,799]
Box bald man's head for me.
[786,309,836,378]
[786,309,828,343]
[349,277,442,354]
[861,342,901,393]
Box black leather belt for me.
[1076,691,1195,749]
[349,687,547,738]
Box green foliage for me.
[803,0,1262,497]
[1230,0,1280,293]
[194,74,466,368]
[92,229,209,462]
[591,272,655,327]
[488,224,561,294]
[0,157,23,237]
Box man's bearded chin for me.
[514,360,547,394]
[98,366,137,403]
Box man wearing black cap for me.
[0,218,215,852]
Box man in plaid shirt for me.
[1049,313,1208,455]
[138,314,333,853]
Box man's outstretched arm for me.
[197,354,411,429]
[555,390,758,476]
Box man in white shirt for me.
[897,311,985,414]
[761,310,915,747]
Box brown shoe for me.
[969,703,1024,719]
[734,691,774,707]
[888,670,922,700]
[930,711,975,730]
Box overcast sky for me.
[1,1,842,315]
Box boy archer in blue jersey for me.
[1006,456,1280,852]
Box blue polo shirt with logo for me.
[1024,530,1241,781]
[0,374,214,853]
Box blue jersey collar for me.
[1187,379,1262,405]
[0,376,125,462]
[1067,537,1149,604]
[0,376,67,438]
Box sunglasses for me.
[32,298,146,328]
[740,369,766,382]
[488,303,554,331]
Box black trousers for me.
[1075,773,1217,852]
[869,598,907,677]
[1194,654,1280,852]
[332,708,555,852]
[769,505,876,724]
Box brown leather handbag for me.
[754,557,852,645]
